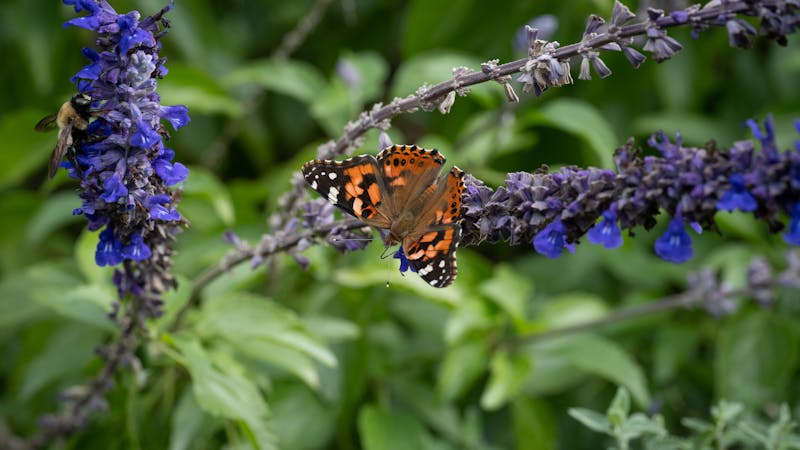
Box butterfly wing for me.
[402,166,465,287]
[376,145,446,216]
[302,155,392,228]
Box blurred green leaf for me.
[25,192,82,245]
[512,398,556,450]
[438,337,490,402]
[223,59,327,104]
[196,292,336,388]
[390,51,493,103]
[159,64,241,117]
[533,292,609,331]
[530,98,618,168]
[358,405,428,450]
[716,311,799,406]
[559,334,650,406]
[270,382,336,450]
[74,229,116,288]
[174,336,276,450]
[169,385,219,450]
[481,349,532,410]
[652,325,699,383]
[568,408,611,434]
[181,166,235,228]
[337,51,389,105]
[479,264,532,330]
[607,387,631,426]
[0,109,55,188]
[30,283,116,331]
[19,325,103,400]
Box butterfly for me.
[301,145,464,287]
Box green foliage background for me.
[1,0,800,449]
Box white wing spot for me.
[418,264,433,276]
[328,172,337,180]
[310,181,318,190]
[327,186,339,203]
[438,260,445,268]
[429,279,439,286]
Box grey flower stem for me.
[169,218,366,331]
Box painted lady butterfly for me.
[301,145,464,287]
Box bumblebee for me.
[35,94,92,178]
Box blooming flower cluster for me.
[64,0,189,309]
[460,117,800,263]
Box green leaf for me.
[481,349,532,410]
[25,192,83,245]
[181,166,235,228]
[196,292,336,388]
[653,325,699,383]
[173,336,276,450]
[607,387,631,427]
[390,51,493,103]
[479,264,532,330]
[270,383,336,450]
[30,283,116,331]
[512,398,556,450]
[716,311,799,406]
[0,109,57,188]
[223,59,327,104]
[358,405,428,450]
[18,325,103,400]
[568,408,611,434]
[438,338,490,402]
[158,64,241,117]
[534,292,609,331]
[74,229,116,288]
[337,51,389,104]
[620,413,667,438]
[559,334,651,406]
[531,98,618,168]
[169,385,219,450]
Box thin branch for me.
[271,0,333,60]
[169,218,367,331]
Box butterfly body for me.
[302,145,464,287]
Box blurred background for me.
[2,0,800,448]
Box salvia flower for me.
[533,219,575,258]
[716,173,758,212]
[654,217,694,263]
[459,115,800,263]
[587,209,623,248]
[393,248,416,273]
[64,0,189,310]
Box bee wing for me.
[48,125,74,178]
[35,113,58,132]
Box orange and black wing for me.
[301,155,392,229]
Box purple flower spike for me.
[654,217,694,263]
[587,210,623,248]
[716,174,758,212]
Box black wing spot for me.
[393,158,400,166]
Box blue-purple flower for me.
[784,202,800,245]
[533,220,576,258]
[63,0,189,305]
[716,173,758,212]
[393,248,416,273]
[654,217,694,263]
[587,209,623,248]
